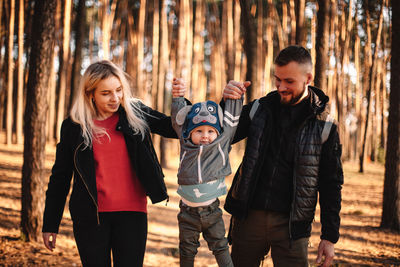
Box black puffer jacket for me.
[224,86,343,243]
[42,104,177,233]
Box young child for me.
[171,78,243,267]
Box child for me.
[171,78,243,267]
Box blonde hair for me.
[70,60,148,147]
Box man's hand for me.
[316,239,335,266]
[172,78,186,98]
[223,80,251,100]
[43,232,57,251]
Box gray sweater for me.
[171,97,243,185]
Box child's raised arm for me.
[171,78,188,137]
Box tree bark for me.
[6,0,15,145]
[16,0,24,144]
[381,0,400,231]
[69,0,86,111]
[359,0,384,173]
[55,0,72,142]
[21,0,56,242]
[314,0,329,90]
[239,0,257,103]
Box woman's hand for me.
[43,232,57,251]
[172,78,186,98]
[223,80,251,100]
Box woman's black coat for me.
[42,104,177,233]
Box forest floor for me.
[0,141,399,267]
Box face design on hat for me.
[191,102,218,124]
[182,101,223,139]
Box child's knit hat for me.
[182,101,223,139]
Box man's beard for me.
[280,82,307,106]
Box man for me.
[223,45,343,267]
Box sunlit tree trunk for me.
[55,0,72,142]
[21,0,56,242]
[295,0,306,46]
[16,0,24,144]
[289,0,296,45]
[381,0,400,231]
[191,1,205,103]
[6,0,15,145]
[360,0,384,173]
[240,0,257,103]
[314,0,329,91]
[137,0,146,98]
[158,0,169,167]
[100,0,116,59]
[69,0,86,111]
[256,0,263,98]
[152,0,160,108]
[264,0,273,95]
[126,9,137,92]
[233,0,241,81]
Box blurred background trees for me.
[0,0,397,238]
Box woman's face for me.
[92,76,123,120]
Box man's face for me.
[274,61,312,105]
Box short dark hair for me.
[274,45,312,67]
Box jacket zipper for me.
[289,114,314,242]
[218,144,225,166]
[73,142,100,225]
[198,145,203,183]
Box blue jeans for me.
[73,211,147,267]
[178,199,233,267]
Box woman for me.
[42,60,176,267]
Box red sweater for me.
[93,113,147,213]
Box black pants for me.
[73,211,147,267]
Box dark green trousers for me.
[178,199,233,267]
[231,209,309,267]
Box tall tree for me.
[21,0,56,241]
[6,0,15,145]
[314,0,330,90]
[16,0,24,144]
[55,0,72,141]
[239,0,257,103]
[359,0,384,173]
[381,0,400,231]
[69,0,87,111]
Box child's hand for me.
[172,78,186,97]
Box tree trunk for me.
[191,1,205,103]
[137,0,146,98]
[314,0,329,90]
[289,0,296,45]
[264,0,273,95]
[16,0,24,144]
[69,0,86,111]
[158,0,169,167]
[239,0,257,103]
[295,0,306,46]
[233,0,241,81]
[21,0,56,242]
[56,0,72,142]
[381,0,400,231]
[6,0,15,145]
[359,0,384,173]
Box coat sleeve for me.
[220,99,254,144]
[42,119,74,233]
[222,98,243,143]
[138,102,178,138]
[318,123,343,243]
[171,97,187,137]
